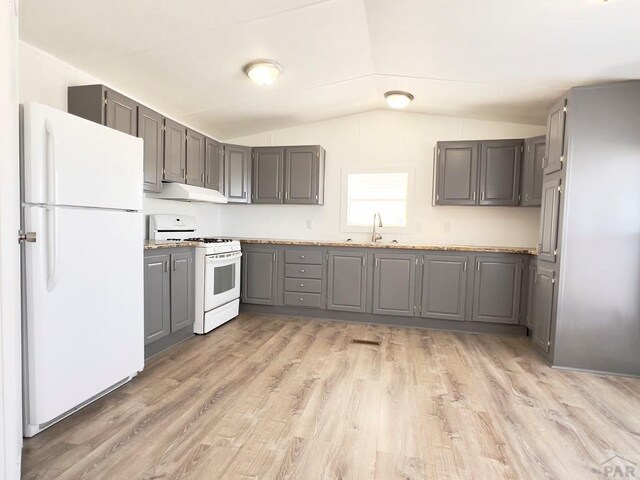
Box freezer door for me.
[22,102,143,211]
[22,205,144,427]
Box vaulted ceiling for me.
[19,0,640,139]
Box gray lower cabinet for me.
[327,251,367,313]
[435,141,479,205]
[544,97,567,175]
[164,118,187,183]
[144,254,171,345]
[478,140,522,206]
[538,178,561,263]
[421,254,468,321]
[521,136,545,207]
[525,260,537,329]
[472,256,522,324]
[169,252,194,332]
[242,247,278,305]
[531,266,555,352]
[225,144,252,203]
[373,253,416,316]
[205,138,224,192]
[137,106,164,193]
[186,129,206,187]
[284,146,325,205]
[252,147,284,203]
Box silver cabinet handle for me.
[299,283,304,287]
[299,297,304,302]
[300,269,305,273]
[481,192,485,202]
[463,261,467,272]
[300,255,305,259]
[477,261,480,272]
[172,260,176,271]
[272,253,276,262]
[525,194,529,201]
[472,191,476,201]
[164,261,169,272]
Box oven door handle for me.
[206,251,242,263]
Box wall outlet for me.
[443,222,451,233]
[306,219,313,229]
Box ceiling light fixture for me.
[384,91,414,110]
[244,60,282,86]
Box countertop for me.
[144,240,203,250]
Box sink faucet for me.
[372,212,383,242]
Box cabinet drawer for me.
[285,278,322,293]
[285,264,322,279]
[284,292,322,308]
[285,250,323,265]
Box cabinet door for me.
[205,138,224,192]
[373,253,416,316]
[526,262,537,329]
[531,267,555,352]
[242,248,278,305]
[521,136,545,207]
[105,89,137,136]
[478,140,522,206]
[545,98,567,175]
[225,144,251,203]
[284,146,319,204]
[163,118,186,183]
[436,141,479,205]
[252,147,284,204]
[327,251,367,313]
[185,129,206,187]
[472,256,522,324]
[170,252,194,332]
[137,106,164,193]
[538,178,561,263]
[421,255,468,321]
[144,254,170,345]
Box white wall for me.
[19,41,223,237]
[226,111,545,247]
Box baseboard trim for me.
[240,304,527,337]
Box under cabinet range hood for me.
[149,183,228,204]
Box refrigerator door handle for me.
[45,119,57,205]
[46,206,59,291]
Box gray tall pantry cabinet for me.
[530,81,640,377]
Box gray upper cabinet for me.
[163,118,186,184]
[472,256,522,324]
[68,85,137,136]
[170,252,194,332]
[531,266,555,352]
[435,141,479,205]
[144,254,171,345]
[185,129,206,187]
[478,140,522,206]
[521,136,545,207]
[242,247,278,305]
[421,254,468,321]
[225,144,251,203]
[284,146,325,205]
[538,178,561,263]
[137,106,164,193]
[205,138,224,192]
[105,89,137,136]
[327,251,367,313]
[373,253,416,317]
[544,98,567,175]
[252,147,284,204]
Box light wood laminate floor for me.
[22,314,640,479]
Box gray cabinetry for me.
[283,249,325,308]
[435,141,479,205]
[163,118,186,183]
[373,253,416,316]
[242,247,278,305]
[185,129,206,187]
[544,98,567,175]
[225,144,251,203]
[144,254,171,345]
[169,252,194,332]
[531,267,554,352]
[538,178,561,263]
[68,85,138,136]
[478,140,522,206]
[137,106,164,193]
[421,254,468,321]
[525,260,537,330]
[252,147,284,203]
[472,256,522,324]
[205,137,224,192]
[105,89,137,136]
[327,251,367,313]
[521,136,545,207]
[284,146,325,205]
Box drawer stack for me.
[283,250,324,308]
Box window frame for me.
[340,167,415,234]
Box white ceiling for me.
[19,0,640,139]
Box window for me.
[341,169,413,232]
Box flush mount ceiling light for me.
[384,91,414,110]
[244,60,282,86]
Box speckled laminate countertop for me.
[143,240,203,250]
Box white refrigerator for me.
[21,103,144,437]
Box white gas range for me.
[149,215,241,334]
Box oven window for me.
[214,263,236,295]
